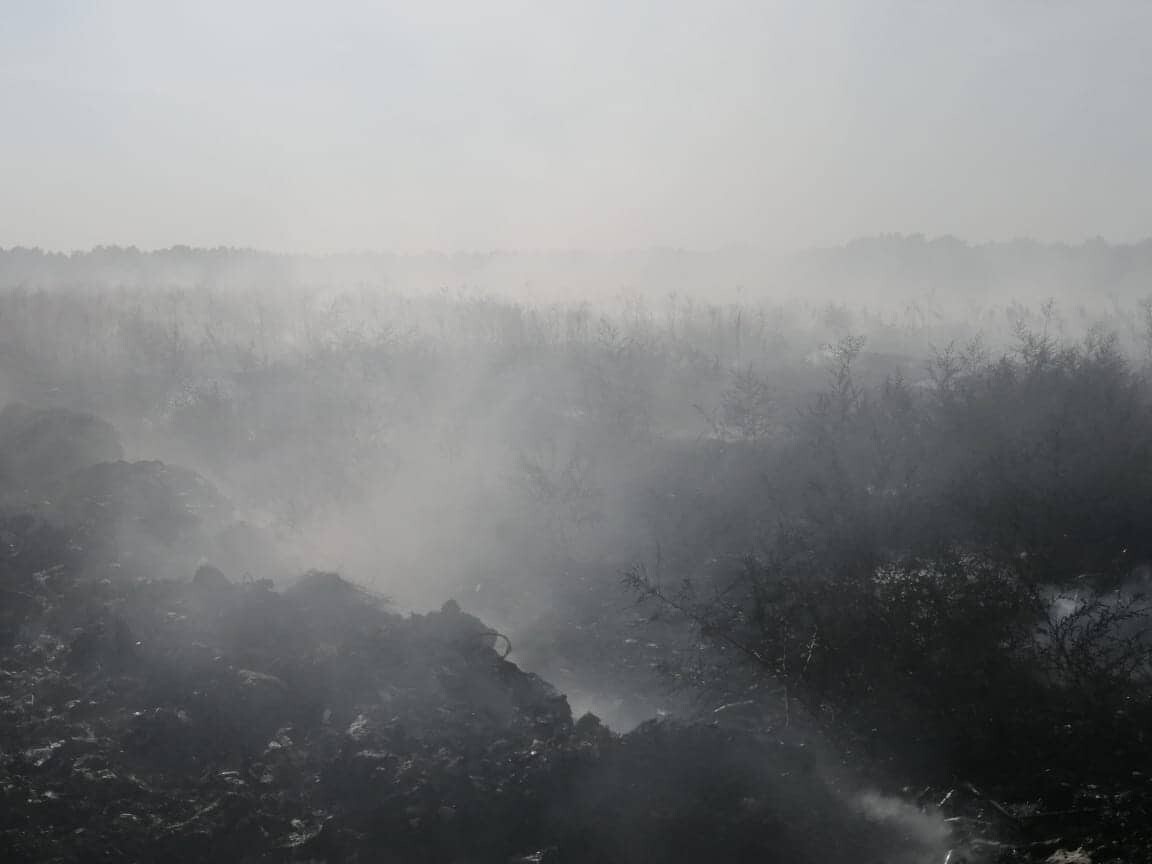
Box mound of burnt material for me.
[0,404,244,582]
[0,404,123,500]
[7,457,238,586]
[60,459,231,553]
[0,557,936,864]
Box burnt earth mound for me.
[0,557,924,863]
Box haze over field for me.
[3,4,1152,864]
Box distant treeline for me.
[4,236,1152,306]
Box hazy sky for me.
[1,1,1150,253]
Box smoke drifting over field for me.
[3,240,1152,860]
[4,3,1152,861]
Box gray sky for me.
[2,0,1150,253]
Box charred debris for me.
[0,394,1148,862]
[0,405,916,863]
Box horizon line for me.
[2,233,1150,259]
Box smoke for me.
[855,791,954,864]
[4,240,1152,858]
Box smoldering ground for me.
[3,241,1152,860]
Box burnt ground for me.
[0,407,1148,863]
[1,552,916,864]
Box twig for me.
[158,799,222,838]
[962,781,1021,826]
